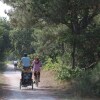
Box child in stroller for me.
[20,67,33,89]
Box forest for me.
[0,0,100,96]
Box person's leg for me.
[21,72,24,80]
[34,72,36,79]
[29,72,32,79]
[38,72,40,82]
[33,71,36,83]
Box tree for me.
[3,0,37,28]
[9,28,34,57]
[3,0,100,68]
[32,0,100,68]
[0,18,11,60]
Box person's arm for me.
[31,60,34,68]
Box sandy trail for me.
[2,64,58,100]
[1,64,99,100]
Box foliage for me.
[0,18,11,60]
[43,57,60,70]
[3,0,100,69]
[31,24,71,60]
[75,24,100,68]
[43,56,82,80]
[9,28,35,57]
[56,65,82,80]
[1,0,100,96]
[75,62,100,96]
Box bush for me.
[43,57,82,80]
[43,57,60,70]
[56,65,82,80]
[75,70,93,95]
[75,62,100,96]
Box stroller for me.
[20,67,33,89]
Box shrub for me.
[43,57,82,80]
[75,62,100,96]
[43,57,60,70]
[56,65,82,80]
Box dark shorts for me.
[34,71,40,77]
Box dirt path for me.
[1,64,59,100]
[0,64,99,100]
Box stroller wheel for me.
[20,80,22,89]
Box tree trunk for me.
[71,23,77,69]
[72,36,76,69]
